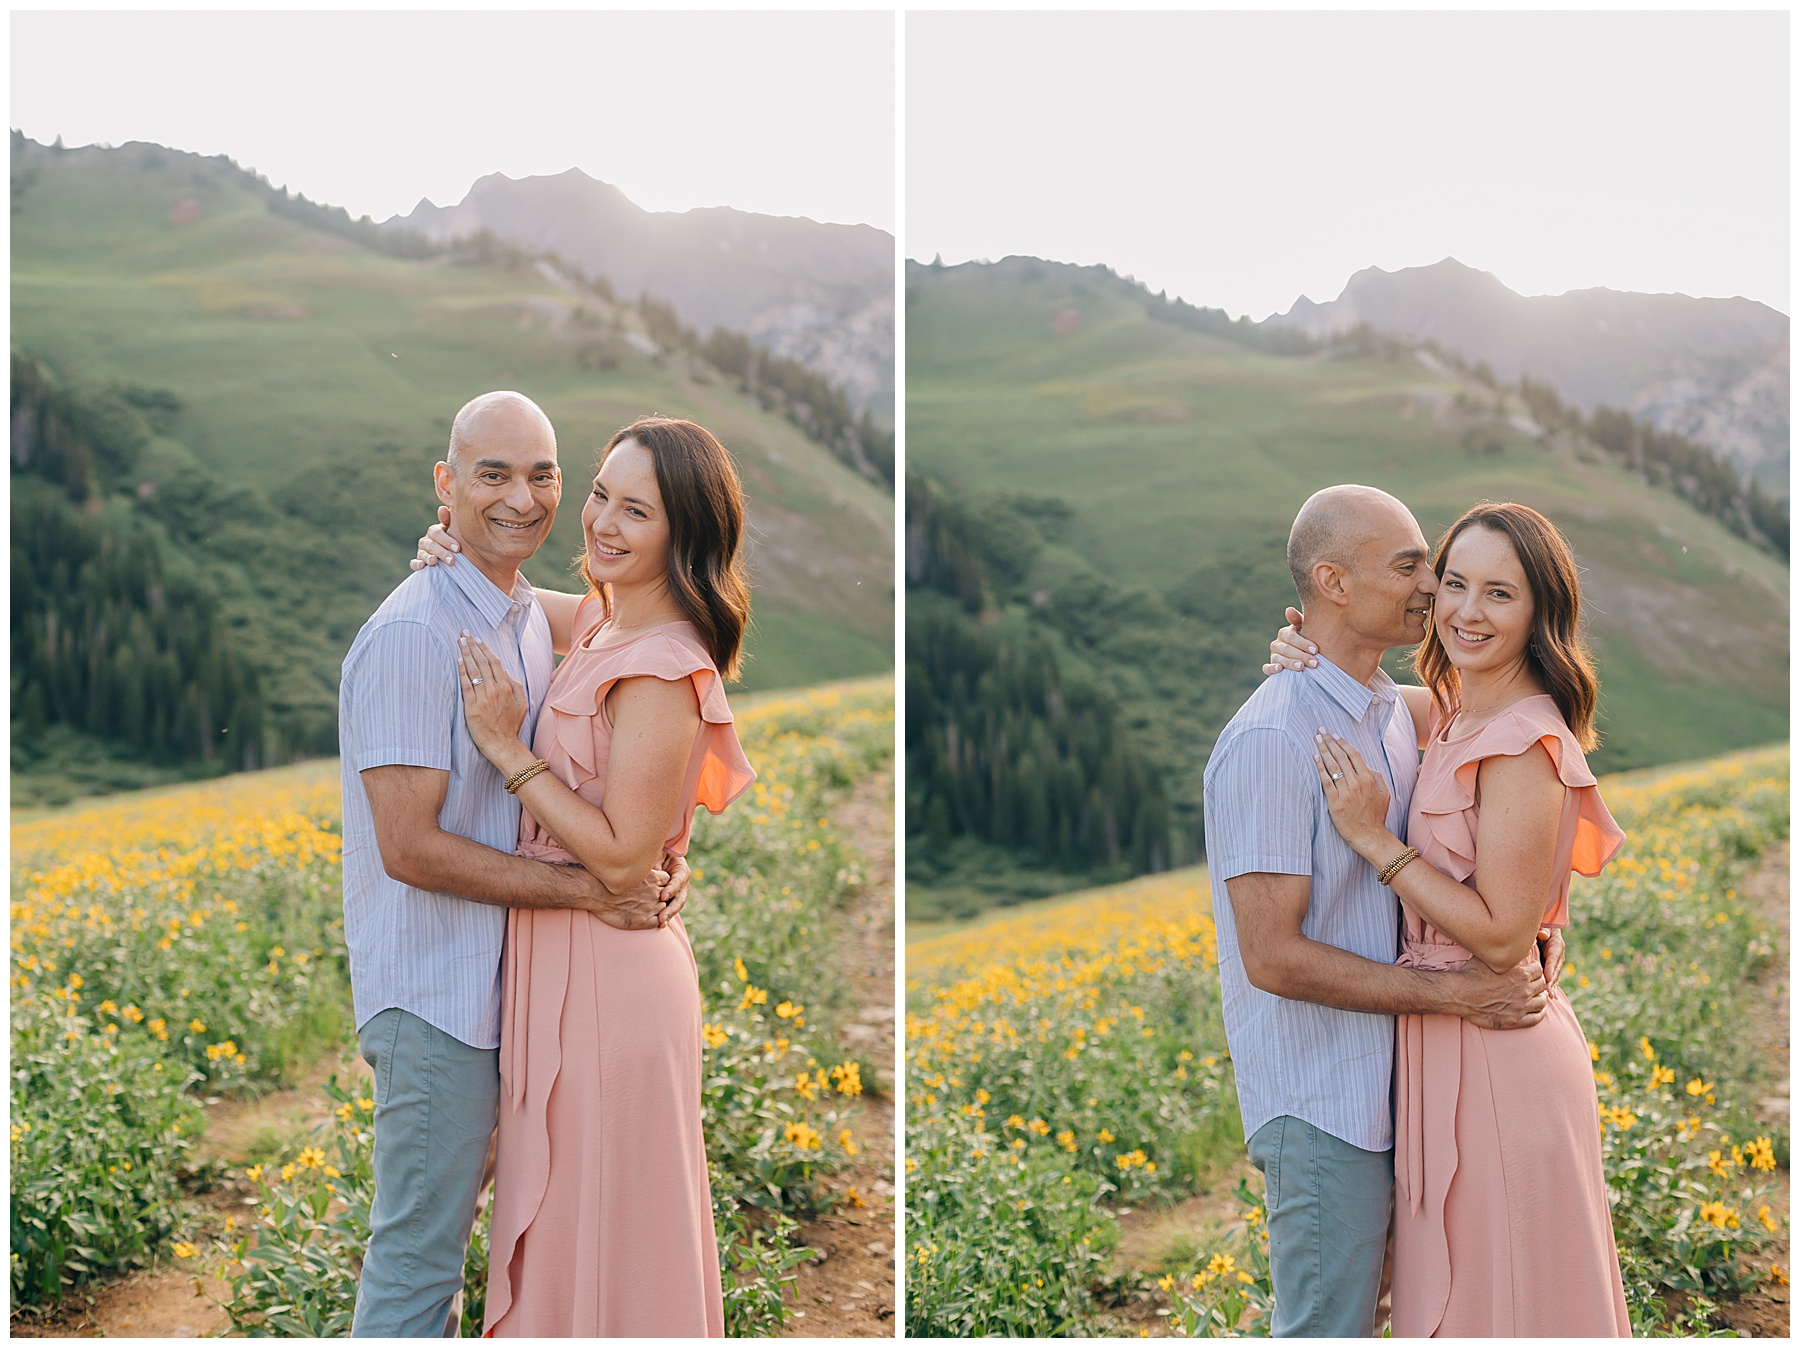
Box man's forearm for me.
[384,827,611,910]
[1247,934,1463,1017]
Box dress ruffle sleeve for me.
[1412,697,1625,907]
[539,627,755,813]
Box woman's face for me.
[1433,525,1537,677]
[581,439,671,591]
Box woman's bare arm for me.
[1314,733,1565,972]
[456,637,701,894]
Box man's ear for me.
[433,461,455,509]
[1310,558,1353,607]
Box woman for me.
[424,416,754,1335]
[1267,502,1628,1336]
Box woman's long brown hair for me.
[1412,502,1600,749]
[579,417,751,680]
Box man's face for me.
[433,405,561,575]
[1343,503,1437,649]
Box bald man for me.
[339,392,685,1336]
[1200,486,1551,1337]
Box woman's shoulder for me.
[1450,695,1598,789]
[549,621,732,722]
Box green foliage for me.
[908,596,1176,880]
[9,793,350,1309]
[213,1079,372,1336]
[906,1109,1117,1336]
[9,995,204,1306]
[1563,751,1790,1330]
[11,477,272,770]
[714,1197,814,1337]
[1163,1178,1275,1337]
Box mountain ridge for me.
[1266,257,1788,491]
[385,167,894,419]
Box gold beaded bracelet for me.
[504,759,551,794]
[1377,847,1420,887]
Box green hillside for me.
[905,257,1787,913]
[11,138,892,803]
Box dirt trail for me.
[780,766,897,1336]
[1717,839,1789,1337]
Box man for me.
[339,391,685,1336]
[1201,484,1554,1338]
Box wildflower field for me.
[904,745,1790,1336]
[11,676,893,1334]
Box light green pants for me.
[351,1008,499,1338]
[1247,1115,1393,1338]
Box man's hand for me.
[1538,926,1565,988]
[572,854,691,931]
[658,853,692,927]
[1452,948,1549,1030]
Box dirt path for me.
[781,766,897,1336]
[1718,839,1789,1337]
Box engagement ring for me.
[1330,771,1343,781]
[470,677,483,686]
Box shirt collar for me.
[1304,652,1398,725]
[442,555,536,629]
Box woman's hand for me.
[457,635,531,768]
[1312,731,1398,861]
[1263,606,1320,675]
[409,506,462,571]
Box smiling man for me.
[338,391,685,1336]
[1201,484,1553,1337]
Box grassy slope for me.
[11,143,893,704]
[907,259,1788,778]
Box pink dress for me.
[1392,694,1629,1337]
[483,602,754,1337]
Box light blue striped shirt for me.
[1202,655,1418,1153]
[338,559,554,1050]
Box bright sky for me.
[11,10,895,233]
[908,11,1789,319]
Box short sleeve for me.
[538,629,756,813]
[1205,727,1318,881]
[341,620,458,773]
[1413,699,1624,885]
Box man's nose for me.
[503,474,533,509]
